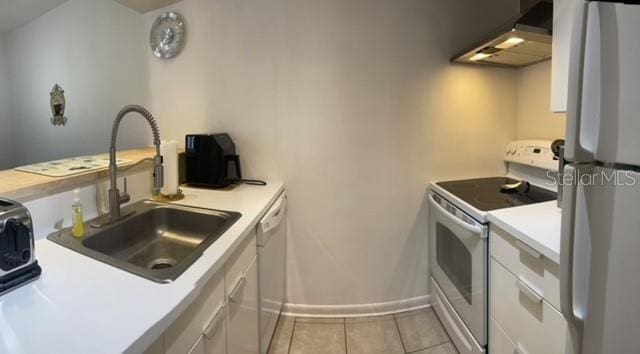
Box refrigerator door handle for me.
[564,0,592,162]
[557,146,565,207]
[559,164,585,352]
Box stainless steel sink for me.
[47,200,241,283]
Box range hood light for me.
[469,53,492,61]
[495,37,525,49]
[450,1,553,67]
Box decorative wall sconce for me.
[50,84,67,126]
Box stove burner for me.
[436,177,557,211]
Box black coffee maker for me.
[185,133,265,188]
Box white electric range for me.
[427,140,559,354]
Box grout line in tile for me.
[392,314,409,354]
[266,315,280,354]
[287,311,451,354]
[287,317,297,354]
[343,318,348,354]
[430,308,455,344]
[406,340,453,354]
[410,341,455,354]
[393,306,433,318]
[295,317,346,324]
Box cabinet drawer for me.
[490,227,561,310]
[188,336,204,354]
[489,316,516,354]
[226,231,257,296]
[490,258,570,354]
[227,256,259,354]
[165,269,225,354]
[203,317,227,354]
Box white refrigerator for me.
[560,1,640,354]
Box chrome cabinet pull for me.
[203,303,226,339]
[228,277,247,303]
[514,240,542,259]
[516,277,543,304]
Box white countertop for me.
[487,201,562,264]
[0,182,284,354]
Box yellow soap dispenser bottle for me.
[71,188,85,238]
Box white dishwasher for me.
[257,192,287,354]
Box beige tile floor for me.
[267,308,458,354]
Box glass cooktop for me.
[436,177,557,211]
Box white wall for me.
[144,0,520,312]
[0,36,14,169]
[4,0,151,167]
[516,61,566,140]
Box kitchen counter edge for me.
[0,181,284,354]
[487,201,561,264]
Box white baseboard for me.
[281,294,431,318]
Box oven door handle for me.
[429,194,484,235]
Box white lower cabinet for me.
[489,227,574,354]
[489,317,516,354]
[188,336,204,354]
[144,336,165,354]
[226,256,259,354]
[203,312,228,354]
[164,268,226,354]
[491,258,570,354]
[146,231,259,354]
[490,227,561,310]
[190,322,226,354]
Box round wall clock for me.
[150,12,186,59]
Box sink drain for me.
[148,258,177,270]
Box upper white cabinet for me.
[551,0,578,112]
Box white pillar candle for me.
[160,140,178,195]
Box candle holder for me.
[153,188,184,202]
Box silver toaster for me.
[0,198,41,295]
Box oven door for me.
[429,192,487,346]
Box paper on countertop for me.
[15,155,132,177]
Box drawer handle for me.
[514,240,542,259]
[203,303,226,339]
[516,277,543,304]
[228,276,247,303]
[515,343,529,354]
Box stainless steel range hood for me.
[452,1,553,68]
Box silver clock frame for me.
[150,12,186,60]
